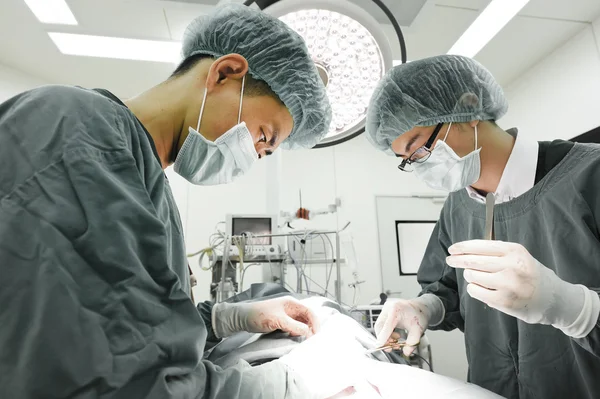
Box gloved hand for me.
[374,294,444,356]
[212,296,319,339]
[446,240,600,338]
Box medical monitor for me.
[225,214,277,245]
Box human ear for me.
[205,54,249,92]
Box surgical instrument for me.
[484,192,495,240]
[364,339,412,355]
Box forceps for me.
[364,339,413,355]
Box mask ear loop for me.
[474,124,478,150]
[196,87,208,132]
[196,74,246,132]
[237,75,246,124]
[442,122,453,142]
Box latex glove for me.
[447,240,600,338]
[278,331,373,399]
[212,296,319,339]
[374,294,444,356]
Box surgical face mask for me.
[413,122,481,192]
[174,76,258,186]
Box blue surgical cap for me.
[182,3,332,150]
[366,55,508,154]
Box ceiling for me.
[0,0,598,99]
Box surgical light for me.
[246,0,407,148]
[279,10,382,138]
[23,0,78,25]
[448,0,531,58]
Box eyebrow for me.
[404,134,420,156]
[269,128,279,147]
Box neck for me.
[124,80,189,169]
[470,124,516,194]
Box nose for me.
[255,143,274,160]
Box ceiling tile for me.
[162,1,214,40]
[476,15,587,85]
[68,0,171,40]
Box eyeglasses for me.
[397,123,444,172]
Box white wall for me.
[0,63,47,102]
[501,18,600,140]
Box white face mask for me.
[173,76,258,186]
[413,122,481,192]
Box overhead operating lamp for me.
[243,0,407,148]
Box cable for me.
[323,234,335,295]
[215,221,226,232]
[315,233,329,296]
[240,263,261,293]
[284,282,297,293]
[290,233,310,293]
[301,234,310,294]
[187,230,227,271]
[287,247,304,294]
[303,274,333,300]
[410,352,433,372]
[298,233,308,292]
[197,248,218,271]
[289,231,339,299]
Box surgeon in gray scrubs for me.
[0,4,354,399]
[366,55,600,399]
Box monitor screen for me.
[231,217,272,245]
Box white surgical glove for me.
[212,296,319,339]
[374,294,444,356]
[446,240,600,338]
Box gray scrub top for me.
[418,143,600,399]
[0,85,306,399]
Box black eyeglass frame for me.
[397,123,444,172]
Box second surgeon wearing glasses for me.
[393,118,490,193]
[362,55,600,399]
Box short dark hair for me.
[171,54,282,103]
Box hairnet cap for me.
[182,3,332,150]
[366,55,508,154]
